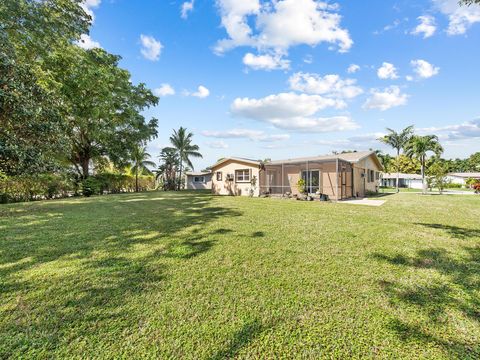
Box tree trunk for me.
[421,157,427,195]
[178,160,183,191]
[135,168,139,193]
[396,149,400,193]
[80,157,90,179]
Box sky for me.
[80,0,480,171]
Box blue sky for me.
[80,0,480,170]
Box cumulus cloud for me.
[347,64,360,74]
[243,53,290,71]
[202,128,290,142]
[363,86,408,111]
[411,15,437,38]
[410,59,440,79]
[75,34,101,49]
[230,92,358,133]
[288,72,363,99]
[214,0,352,69]
[140,35,163,61]
[154,84,175,97]
[81,0,101,21]
[181,1,195,19]
[433,0,480,35]
[419,118,480,139]
[377,62,399,80]
[188,85,210,98]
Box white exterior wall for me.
[446,176,466,186]
[186,175,212,190]
[211,160,260,196]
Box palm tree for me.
[404,135,444,194]
[169,127,202,190]
[156,147,179,191]
[131,144,156,192]
[378,126,414,193]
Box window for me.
[369,170,375,183]
[216,172,222,181]
[235,169,250,183]
[193,176,204,183]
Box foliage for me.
[460,0,480,5]
[44,46,158,178]
[81,177,102,197]
[405,135,444,194]
[249,176,257,197]
[296,178,306,194]
[169,127,202,190]
[129,144,155,192]
[156,147,180,191]
[427,161,450,194]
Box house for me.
[210,151,383,200]
[381,173,423,189]
[446,172,480,187]
[185,171,212,190]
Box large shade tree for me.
[0,0,90,175]
[169,128,202,190]
[405,135,444,194]
[378,126,414,193]
[46,46,158,178]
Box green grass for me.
[1,191,479,359]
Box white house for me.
[185,171,212,190]
[381,173,423,189]
[446,172,480,187]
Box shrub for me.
[81,177,101,197]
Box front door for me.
[302,170,320,194]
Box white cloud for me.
[411,15,437,38]
[181,0,195,19]
[75,34,101,49]
[243,53,290,71]
[214,0,352,66]
[206,140,229,149]
[140,35,163,61]
[191,85,210,98]
[347,64,360,74]
[363,86,408,111]
[81,0,101,22]
[154,84,175,97]
[288,72,363,99]
[419,118,480,139]
[231,92,358,133]
[410,59,440,79]
[377,62,399,80]
[433,0,480,35]
[202,128,290,142]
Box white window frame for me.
[235,169,251,183]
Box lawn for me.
[1,192,479,359]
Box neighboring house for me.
[446,172,480,187]
[210,151,383,200]
[185,171,212,190]
[381,173,423,189]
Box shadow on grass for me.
[210,319,268,360]
[0,191,242,356]
[416,223,480,240]
[373,244,480,357]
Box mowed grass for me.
[1,191,479,359]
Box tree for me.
[156,147,180,191]
[378,126,414,193]
[427,161,450,194]
[376,152,393,173]
[468,152,480,171]
[405,135,444,194]
[130,144,155,192]
[46,46,158,178]
[169,127,202,190]
[0,0,90,175]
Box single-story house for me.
[185,171,212,190]
[381,173,423,189]
[210,151,383,200]
[446,172,480,187]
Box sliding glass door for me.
[302,170,320,194]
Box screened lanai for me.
[259,156,355,201]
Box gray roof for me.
[448,172,480,178]
[266,151,378,166]
[382,173,423,180]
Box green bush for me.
[81,177,102,197]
